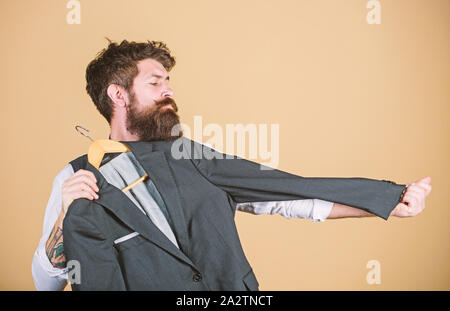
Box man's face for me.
[126,58,182,141]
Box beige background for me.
[0,0,448,290]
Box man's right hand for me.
[61,169,99,215]
[45,169,99,268]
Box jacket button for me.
[193,273,202,282]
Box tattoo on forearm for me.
[46,226,66,268]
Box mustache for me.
[126,95,182,142]
[155,97,178,112]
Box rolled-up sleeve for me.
[32,164,73,290]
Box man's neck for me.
[109,128,140,142]
[108,116,141,141]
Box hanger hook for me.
[75,125,94,142]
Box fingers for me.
[407,182,431,198]
[65,170,99,191]
[402,193,417,209]
[62,169,100,202]
[401,187,426,216]
[412,177,432,195]
[75,182,99,199]
[406,185,426,197]
[63,170,99,194]
[395,177,431,217]
[403,188,423,204]
[395,202,410,215]
[417,181,432,196]
[67,175,99,194]
[419,176,432,184]
[67,188,98,201]
[61,170,101,216]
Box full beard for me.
[126,95,183,142]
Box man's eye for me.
[150,82,158,86]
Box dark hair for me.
[85,39,176,123]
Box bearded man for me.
[32,40,431,291]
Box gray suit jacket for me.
[63,137,406,290]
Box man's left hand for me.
[391,176,432,217]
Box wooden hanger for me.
[88,139,130,169]
[76,126,148,193]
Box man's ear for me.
[106,84,129,109]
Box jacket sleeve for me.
[63,201,127,290]
[188,140,406,220]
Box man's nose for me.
[162,87,174,98]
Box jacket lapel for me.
[122,141,191,257]
[84,154,196,270]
